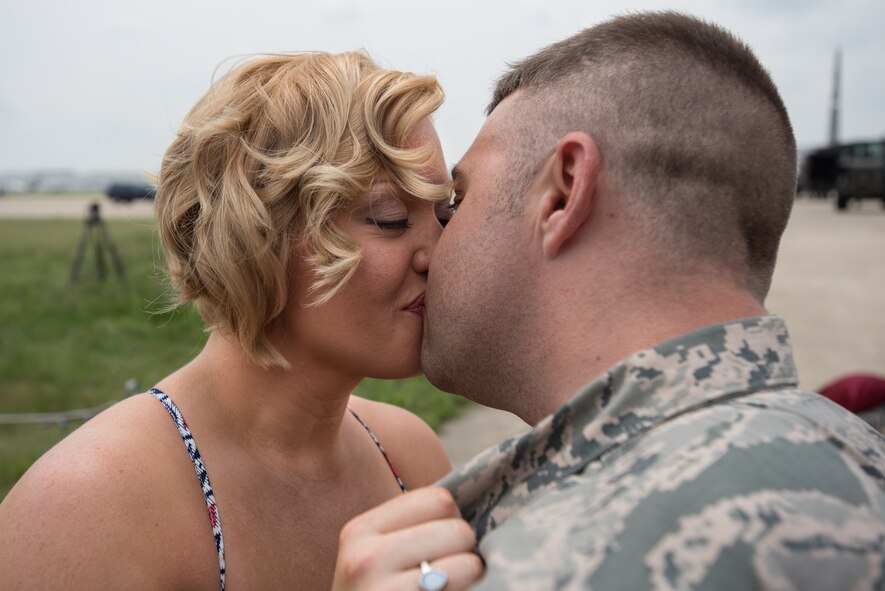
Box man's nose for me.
[412,214,442,273]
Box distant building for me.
[0,170,152,194]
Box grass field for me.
[0,218,468,499]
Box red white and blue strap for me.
[348,407,407,493]
[149,388,226,591]
[149,388,402,591]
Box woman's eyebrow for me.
[369,178,398,194]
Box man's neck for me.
[514,284,766,425]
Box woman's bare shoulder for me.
[10,394,182,489]
[348,396,451,488]
[0,394,211,589]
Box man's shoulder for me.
[481,472,885,590]
[689,386,884,470]
[626,384,883,459]
[473,386,885,590]
[601,385,885,508]
[480,480,885,590]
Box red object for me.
[819,374,885,413]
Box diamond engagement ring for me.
[419,560,448,591]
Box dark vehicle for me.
[106,182,156,202]
[798,140,885,211]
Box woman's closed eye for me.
[362,192,410,231]
[368,217,411,231]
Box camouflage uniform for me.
[440,316,885,590]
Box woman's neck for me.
[156,331,363,471]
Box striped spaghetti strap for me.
[348,407,407,493]
[149,388,226,591]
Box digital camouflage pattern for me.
[440,316,885,590]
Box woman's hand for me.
[332,487,484,590]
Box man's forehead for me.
[453,95,523,182]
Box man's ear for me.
[539,132,601,259]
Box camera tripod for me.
[68,202,127,285]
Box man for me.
[332,11,885,590]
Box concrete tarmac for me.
[0,195,154,220]
[3,194,883,466]
[766,198,885,390]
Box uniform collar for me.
[440,315,799,541]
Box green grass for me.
[0,218,468,500]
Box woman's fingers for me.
[336,516,476,581]
[390,552,485,591]
[344,487,461,537]
[332,487,484,590]
[370,517,476,571]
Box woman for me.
[0,52,465,589]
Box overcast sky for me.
[1,0,883,173]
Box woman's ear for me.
[539,132,601,259]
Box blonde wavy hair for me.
[155,51,449,369]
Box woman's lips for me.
[405,292,426,317]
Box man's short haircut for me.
[156,52,447,369]
[488,11,797,300]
